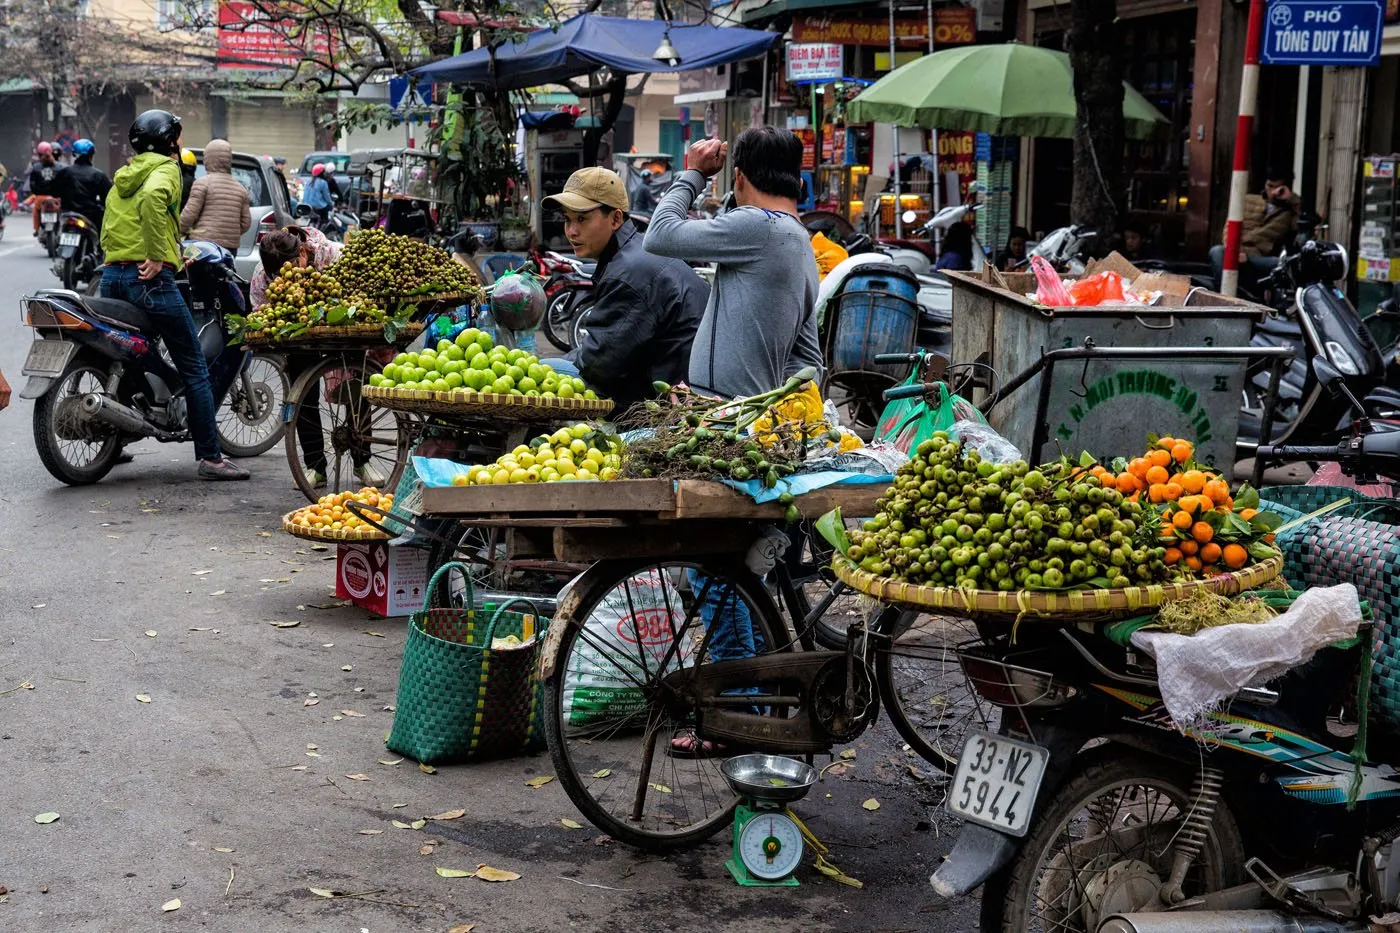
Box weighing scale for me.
[720,754,819,887]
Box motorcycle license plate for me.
[21,339,77,378]
[59,232,80,247]
[41,212,57,225]
[948,731,1049,837]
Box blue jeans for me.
[101,264,222,461]
[547,357,581,377]
[686,570,763,662]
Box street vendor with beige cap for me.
[546,166,709,414]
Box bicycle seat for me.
[84,296,156,334]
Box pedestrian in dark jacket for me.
[545,167,708,413]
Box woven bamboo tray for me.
[832,555,1283,622]
[361,385,613,421]
[373,289,477,306]
[282,510,389,542]
[243,322,424,348]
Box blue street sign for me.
[1262,0,1384,67]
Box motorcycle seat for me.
[84,296,156,334]
[576,261,597,277]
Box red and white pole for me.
[1221,0,1267,296]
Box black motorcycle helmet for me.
[130,110,183,156]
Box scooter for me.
[18,241,281,485]
[535,247,594,353]
[1236,239,1400,455]
[35,195,61,257]
[926,363,1400,930]
[52,211,102,290]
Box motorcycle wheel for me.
[33,357,122,486]
[44,233,57,259]
[570,297,595,350]
[542,288,579,352]
[875,612,1001,774]
[216,352,288,458]
[981,751,1245,933]
[61,255,77,291]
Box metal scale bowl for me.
[720,754,819,887]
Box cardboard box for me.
[335,542,430,617]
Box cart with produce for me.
[230,229,487,501]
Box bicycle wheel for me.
[543,558,786,851]
[875,611,1000,774]
[781,520,878,649]
[284,353,411,502]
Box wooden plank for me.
[553,524,755,562]
[421,478,676,517]
[667,480,884,520]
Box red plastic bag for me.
[1030,256,1071,306]
[1067,271,1127,306]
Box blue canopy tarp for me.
[414,14,780,89]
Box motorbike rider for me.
[303,164,333,227]
[180,139,250,253]
[178,149,197,211]
[43,138,111,232]
[99,110,249,481]
[28,142,58,236]
[542,167,708,414]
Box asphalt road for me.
[0,236,977,932]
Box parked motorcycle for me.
[1236,239,1400,455]
[52,211,102,291]
[18,240,284,485]
[921,360,1400,932]
[536,248,594,353]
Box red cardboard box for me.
[335,542,430,617]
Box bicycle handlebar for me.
[882,384,927,401]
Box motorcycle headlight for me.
[1326,341,1360,375]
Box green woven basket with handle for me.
[386,562,550,764]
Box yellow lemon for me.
[509,468,529,483]
[492,469,512,484]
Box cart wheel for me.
[542,557,787,851]
[425,522,506,603]
[283,353,412,502]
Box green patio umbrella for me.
[846,42,1170,140]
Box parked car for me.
[295,151,354,205]
[189,148,294,282]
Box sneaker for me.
[355,462,388,488]
[308,469,328,489]
[198,457,251,481]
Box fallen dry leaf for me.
[590,769,611,779]
[135,694,151,704]
[862,798,881,811]
[161,898,181,912]
[307,743,318,750]
[144,629,158,637]
[33,812,59,824]
[267,620,301,628]
[420,843,437,856]
[419,763,437,774]
[309,544,328,551]
[344,773,370,782]
[364,630,385,638]
[212,847,234,853]
[291,765,308,772]
[255,531,272,538]
[435,867,474,878]
[474,864,521,883]
[189,626,213,632]
[525,775,555,789]
[839,749,856,760]
[447,925,476,933]
[358,829,384,835]
[208,590,226,597]
[429,809,466,821]
[31,603,46,609]
[411,819,426,830]
[560,818,583,830]
[192,570,212,576]
[340,709,365,717]
[308,887,338,898]
[303,698,320,707]
[340,666,353,672]
[377,758,402,766]
[391,820,414,829]
[647,783,673,794]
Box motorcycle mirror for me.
[901,210,918,225]
[1312,357,1345,389]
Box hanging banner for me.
[785,43,845,82]
[1261,0,1384,67]
[938,130,978,203]
[218,1,334,70]
[792,10,976,47]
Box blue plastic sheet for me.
[720,470,892,504]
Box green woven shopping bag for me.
[386,562,550,764]
[1260,486,1400,731]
